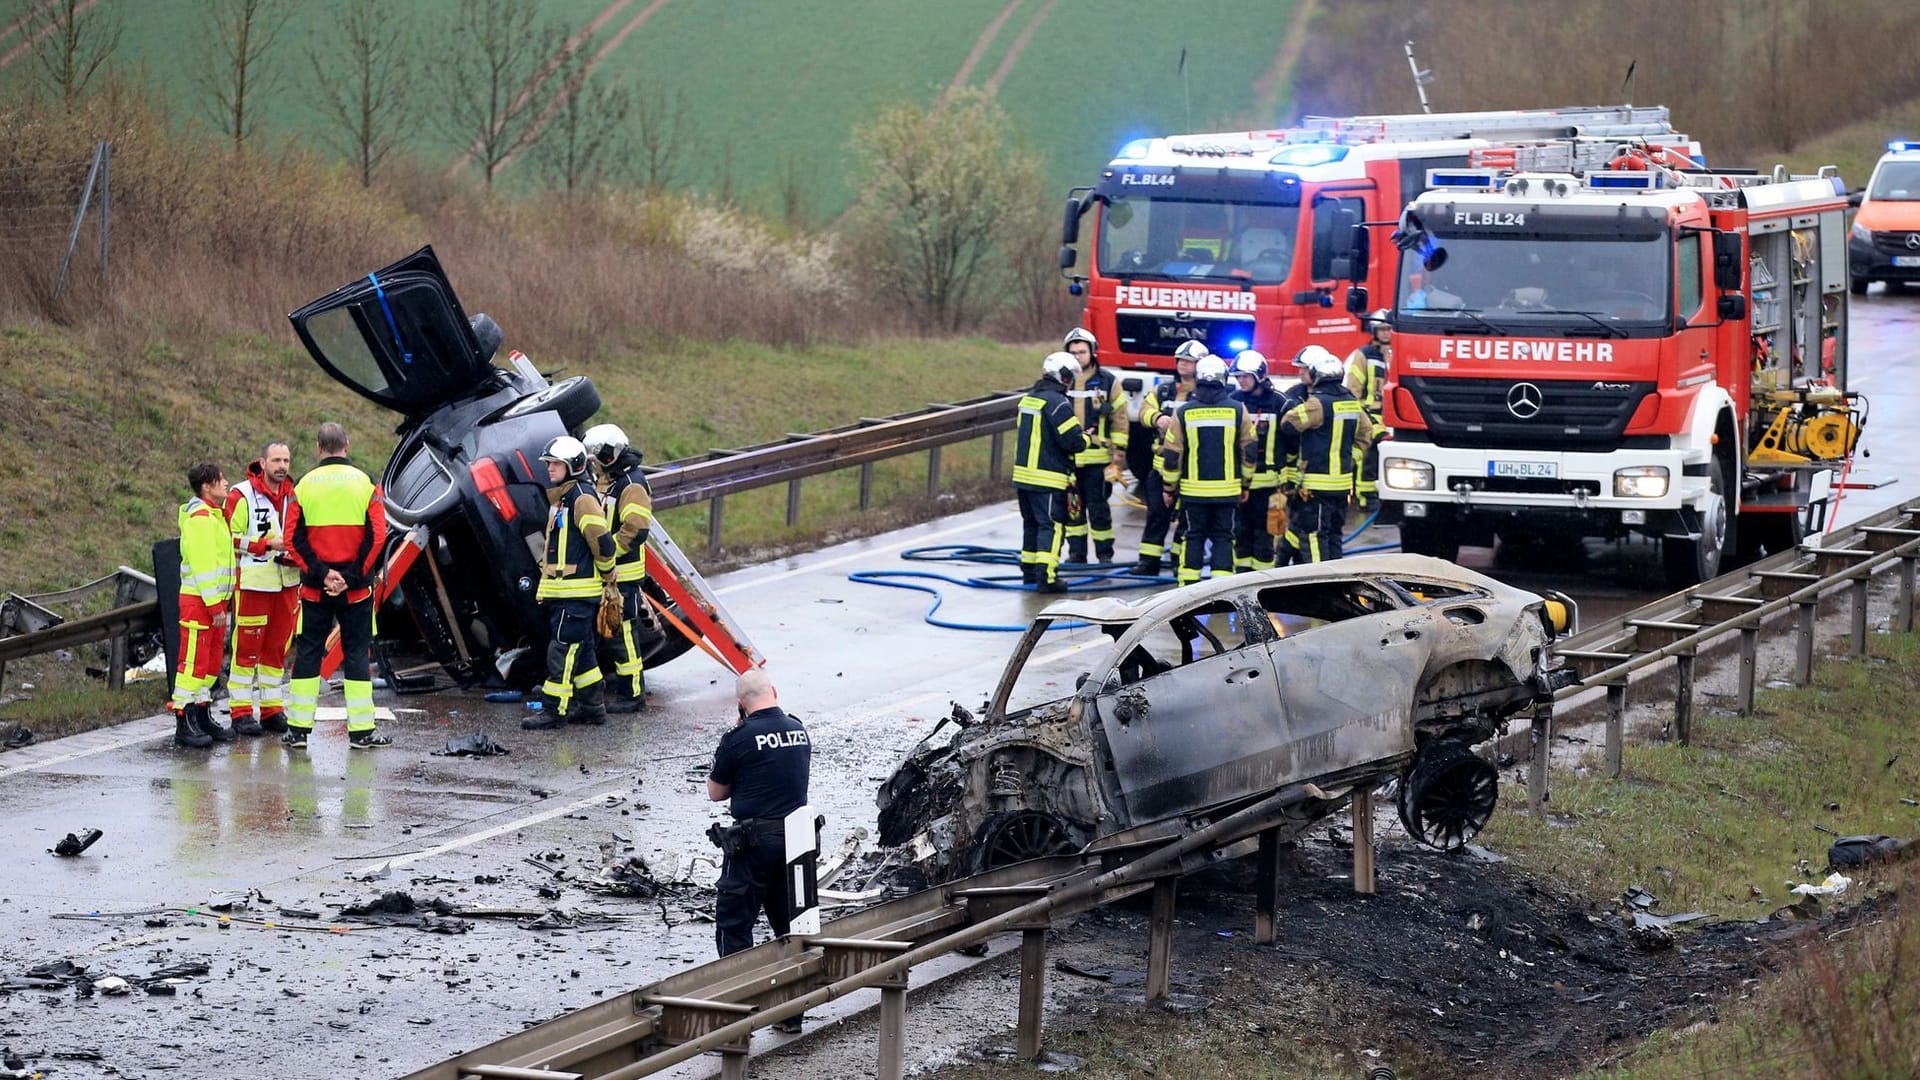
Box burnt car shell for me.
[289,247,691,685]
[876,553,1575,881]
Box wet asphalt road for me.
[1,296,1915,1077]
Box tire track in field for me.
[0,0,102,72]
[938,0,1022,106]
[1250,0,1317,122]
[444,0,640,178]
[983,0,1055,94]
[490,0,675,176]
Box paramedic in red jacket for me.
[222,442,300,736]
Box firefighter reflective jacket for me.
[1166,382,1255,501]
[287,457,385,601]
[1140,376,1196,482]
[178,496,235,613]
[539,477,616,600]
[1344,343,1388,415]
[1013,379,1088,491]
[600,449,653,583]
[1232,380,1289,490]
[1070,365,1128,468]
[225,460,300,592]
[1283,380,1376,495]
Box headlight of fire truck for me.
[1383,457,1434,491]
[1613,466,1669,498]
[1851,222,1872,243]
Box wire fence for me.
[0,145,108,293]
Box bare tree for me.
[307,0,414,187]
[846,89,1040,331]
[436,0,564,189]
[538,59,629,194]
[26,0,122,114]
[775,151,812,229]
[629,82,687,192]
[190,0,293,154]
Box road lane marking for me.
[0,716,171,778]
[372,782,634,871]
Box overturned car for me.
[288,247,754,687]
[877,554,1575,882]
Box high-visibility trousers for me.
[171,595,225,712]
[287,593,376,733]
[228,587,299,719]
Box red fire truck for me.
[1363,142,1864,587]
[1059,105,1693,375]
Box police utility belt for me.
[706,817,786,855]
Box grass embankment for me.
[930,635,1920,1079]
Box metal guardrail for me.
[0,568,158,691]
[408,768,1391,1080]
[643,390,1023,556]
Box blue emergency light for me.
[1228,338,1250,353]
[1426,170,1498,190]
[1114,138,1154,161]
[1888,140,1920,154]
[1588,172,1665,190]
[1268,144,1350,167]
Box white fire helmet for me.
[1233,351,1269,380]
[581,423,629,466]
[1042,351,1080,385]
[1173,340,1211,363]
[1195,356,1229,384]
[540,435,589,479]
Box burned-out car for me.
[877,554,1576,881]
[288,247,710,686]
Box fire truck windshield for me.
[1097,196,1299,284]
[1394,231,1671,332]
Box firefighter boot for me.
[173,707,213,749]
[256,709,289,734]
[607,678,646,714]
[1130,554,1162,576]
[522,694,568,730]
[573,682,609,726]
[230,711,264,737]
[1096,542,1116,564]
[1019,563,1037,586]
[1065,541,1088,566]
[199,703,235,743]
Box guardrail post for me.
[859,463,875,511]
[1352,787,1376,894]
[1672,654,1694,746]
[1254,827,1281,944]
[1605,682,1627,778]
[926,446,942,499]
[1737,628,1758,715]
[1017,928,1047,1060]
[786,479,803,528]
[1850,576,1869,655]
[708,496,725,557]
[877,971,908,1080]
[1794,598,1817,685]
[721,1044,748,1080]
[1145,876,1177,1006]
[1900,554,1916,634]
[1527,704,1552,810]
[990,431,1005,480]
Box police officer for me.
[1130,341,1205,576]
[1231,351,1287,571]
[1344,310,1391,510]
[1165,355,1255,584]
[525,435,617,730]
[1280,347,1375,562]
[1013,352,1089,593]
[706,671,811,985]
[1060,328,1125,565]
[583,424,653,714]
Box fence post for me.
[97,142,110,286]
[877,972,908,1080]
[54,143,106,300]
[707,496,725,557]
[1527,705,1552,810]
[1351,787,1376,894]
[1737,627,1758,715]
[1672,653,1694,746]
[1017,929,1047,1059]
[1850,577,1869,655]
[1145,876,1177,1006]
[1253,827,1281,944]
[786,479,802,528]
[926,446,942,499]
[1900,554,1916,634]
[990,430,1005,481]
[1794,598,1817,685]
[1605,682,1627,778]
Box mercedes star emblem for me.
[1506,382,1544,420]
[1906,233,1920,251]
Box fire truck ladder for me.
[1298,104,1679,144]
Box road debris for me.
[336,892,471,934]
[433,732,511,757]
[49,828,103,857]
[1,724,33,749]
[1789,872,1852,897]
[1826,834,1912,870]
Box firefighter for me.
[1060,327,1126,565]
[1273,348,1318,566]
[1231,352,1287,570]
[1165,356,1255,584]
[1130,341,1206,576]
[222,441,300,736]
[706,670,812,987]
[1280,348,1375,563]
[1344,309,1391,509]
[525,435,617,730]
[172,462,235,748]
[284,423,391,749]
[584,423,653,714]
[1013,352,1089,593]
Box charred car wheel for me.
[1397,739,1498,850]
[968,811,1081,872]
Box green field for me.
[0,0,1298,217]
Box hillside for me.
[0,0,1300,218]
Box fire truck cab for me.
[1372,146,1861,587]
